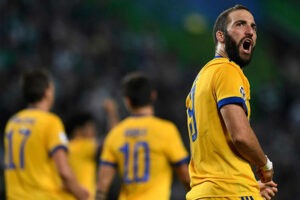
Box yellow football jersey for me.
[185,58,263,200]
[67,138,97,200]
[100,115,189,200]
[4,108,69,200]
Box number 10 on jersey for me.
[119,141,150,184]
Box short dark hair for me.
[65,111,94,137]
[21,68,52,103]
[213,4,250,46]
[121,72,153,108]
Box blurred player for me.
[3,69,89,200]
[185,4,277,200]
[96,72,190,200]
[63,112,97,200]
[64,99,119,200]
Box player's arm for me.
[95,164,116,200]
[103,99,120,129]
[173,163,190,191]
[52,148,89,200]
[220,104,273,182]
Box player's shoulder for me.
[217,57,236,65]
[150,116,177,129]
[105,118,126,136]
[5,109,61,130]
[200,58,235,77]
[151,116,171,123]
[108,116,176,133]
[45,111,61,120]
[33,110,64,125]
[209,59,243,79]
[149,117,181,139]
[34,110,63,124]
[209,58,240,71]
[7,109,46,123]
[221,60,242,73]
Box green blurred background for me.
[1,0,300,199]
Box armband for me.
[260,155,273,171]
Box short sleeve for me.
[46,115,69,156]
[214,65,248,114]
[164,123,189,166]
[99,133,117,167]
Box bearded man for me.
[185,4,278,200]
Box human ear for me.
[123,97,132,111]
[151,90,157,103]
[216,31,225,43]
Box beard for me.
[224,31,254,68]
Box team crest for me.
[240,86,246,100]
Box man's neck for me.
[215,43,228,58]
[215,51,228,58]
[28,100,50,111]
[130,106,154,116]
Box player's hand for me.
[102,98,119,129]
[103,98,117,113]
[258,180,278,200]
[76,186,90,200]
[256,168,274,183]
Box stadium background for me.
[0,0,299,199]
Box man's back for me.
[4,108,68,200]
[68,138,97,200]
[100,115,189,200]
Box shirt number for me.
[119,141,150,183]
[187,84,198,142]
[5,129,31,169]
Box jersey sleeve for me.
[46,115,69,156]
[99,132,118,167]
[214,65,248,114]
[163,123,189,166]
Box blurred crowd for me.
[1,0,300,199]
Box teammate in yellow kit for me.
[4,69,89,200]
[96,72,190,200]
[186,4,277,200]
[65,100,119,200]
[64,112,98,200]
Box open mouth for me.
[243,41,250,50]
[242,39,252,53]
